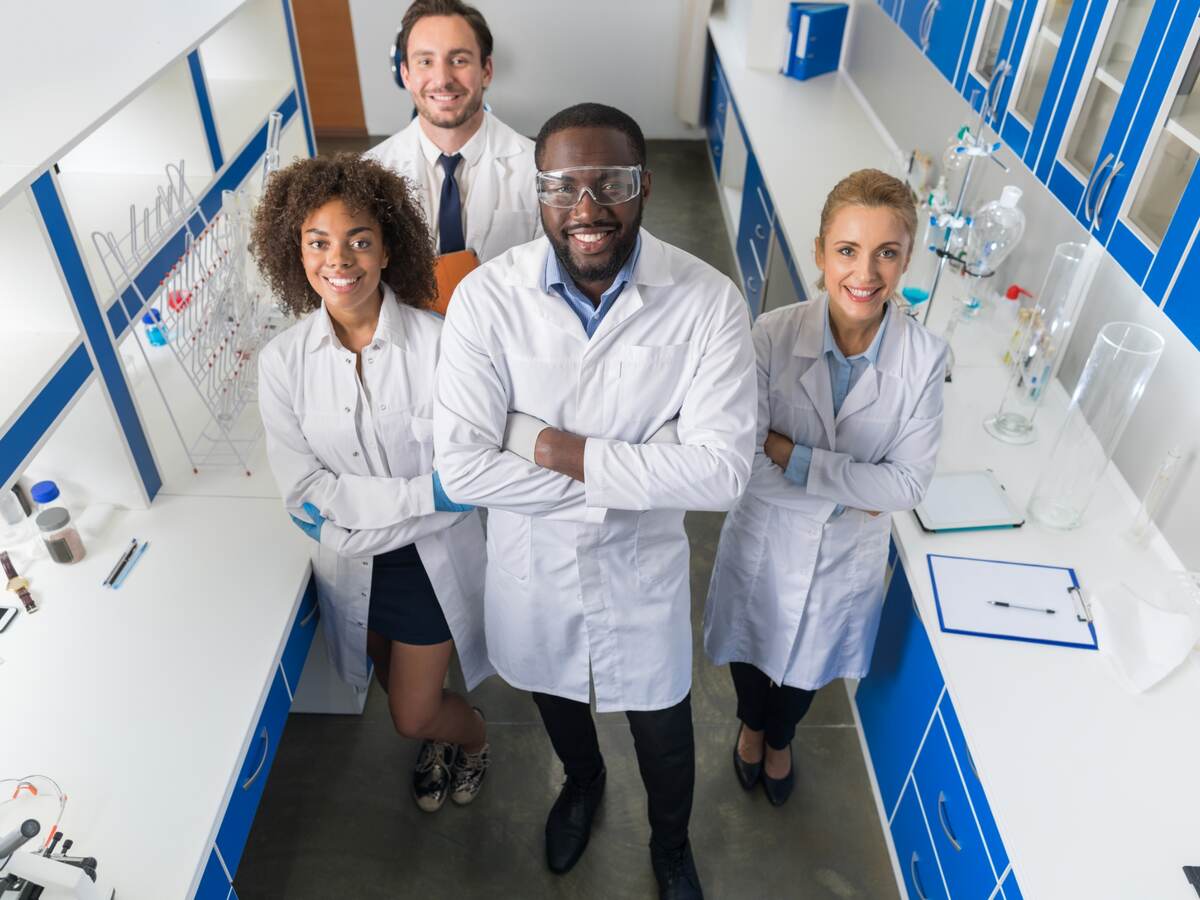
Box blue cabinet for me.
[892,778,950,900]
[857,557,1017,898]
[855,562,944,815]
[736,153,774,315]
[195,848,232,900]
[280,576,320,695]
[929,0,986,86]
[216,667,291,877]
[706,52,729,176]
[1002,867,1025,899]
[961,0,1038,128]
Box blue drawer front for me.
[1000,113,1030,159]
[216,667,291,876]
[1002,867,1024,899]
[774,222,807,303]
[706,66,728,175]
[195,848,230,900]
[737,154,774,314]
[856,560,945,815]
[899,0,929,45]
[939,693,1009,877]
[928,0,981,86]
[892,778,949,900]
[1109,221,1156,292]
[914,711,1000,896]
[280,576,320,695]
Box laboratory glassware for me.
[0,490,41,567]
[30,480,60,511]
[36,507,86,564]
[985,242,1088,443]
[142,308,168,346]
[966,186,1025,276]
[1027,322,1165,530]
[1125,446,1184,545]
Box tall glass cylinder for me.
[1028,322,1165,530]
[984,242,1088,443]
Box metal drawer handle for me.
[242,727,270,791]
[717,102,726,116]
[754,223,768,240]
[746,275,760,292]
[299,601,318,628]
[920,0,939,50]
[1084,152,1115,222]
[937,790,963,850]
[910,852,929,900]
[713,144,722,156]
[965,743,979,780]
[1093,159,1125,228]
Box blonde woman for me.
[704,169,948,806]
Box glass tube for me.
[984,242,1088,443]
[1028,322,1165,530]
[1125,446,1184,544]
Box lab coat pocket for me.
[487,509,531,582]
[409,415,436,471]
[616,342,693,423]
[378,410,434,476]
[635,511,688,587]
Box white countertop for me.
[0,492,311,899]
[709,11,1200,898]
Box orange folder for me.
[433,249,480,315]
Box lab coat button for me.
[353,451,360,457]
[362,560,369,567]
[380,404,387,411]
[344,406,351,413]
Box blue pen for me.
[111,541,150,589]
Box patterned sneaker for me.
[412,740,456,813]
[451,744,490,806]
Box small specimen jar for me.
[36,507,87,564]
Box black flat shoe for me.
[762,745,795,807]
[651,839,704,899]
[732,724,762,790]
[545,766,606,874]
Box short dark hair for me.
[250,153,437,317]
[534,103,647,169]
[397,0,493,64]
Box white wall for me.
[347,0,702,139]
[845,1,1200,568]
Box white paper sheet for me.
[915,471,1023,531]
[929,553,1098,649]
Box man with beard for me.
[433,103,756,899]
[368,0,539,263]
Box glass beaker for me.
[985,242,1088,443]
[1027,322,1165,530]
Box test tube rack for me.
[90,114,286,476]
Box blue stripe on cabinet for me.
[281,0,316,157]
[106,298,129,339]
[0,344,92,486]
[30,172,162,500]
[188,50,225,171]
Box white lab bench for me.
[708,8,1200,900]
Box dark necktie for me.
[438,153,465,254]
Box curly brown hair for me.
[251,153,437,316]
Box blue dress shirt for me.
[542,235,642,338]
[783,306,890,513]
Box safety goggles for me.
[536,165,643,208]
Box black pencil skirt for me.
[367,544,452,646]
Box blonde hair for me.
[815,169,918,292]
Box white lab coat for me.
[704,296,947,690]
[258,287,493,691]
[366,112,541,262]
[434,231,757,712]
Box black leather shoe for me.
[732,724,762,790]
[762,745,795,806]
[545,767,606,874]
[651,840,704,899]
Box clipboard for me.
[928,552,1099,651]
[433,249,479,315]
[914,470,1024,532]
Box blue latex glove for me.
[290,501,325,542]
[433,471,474,512]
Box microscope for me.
[0,820,114,900]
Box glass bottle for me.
[35,507,87,564]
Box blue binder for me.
[784,3,849,81]
[928,553,1099,651]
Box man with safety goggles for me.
[435,103,757,900]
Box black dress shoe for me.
[762,745,795,807]
[732,724,762,790]
[545,767,606,874]
[651,840,704,899]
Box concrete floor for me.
[235,138,899,899]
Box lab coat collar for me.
[793,294,905,376]
[416,111,490,168]
[304,284,407,353]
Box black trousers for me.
[730,662,817,751]
[532,691,695,853]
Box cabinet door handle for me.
[1084,152,1115,223]
[986,59,1012,121]
[242,727,270,791]
[300,600,318,628]
[909,852,929,900]
[717,101,726,117]
[713,144,722,157]
[920,0,939,50]
[1093,159,1125,228]
[937,790,963,850]
[746,275,760,292]
[965,743,979,780]
[754,223,768,240]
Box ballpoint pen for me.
[102,539,138,587]
[111,541,149,589]
[986,600,1056,614]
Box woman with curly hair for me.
[255,153,492,813]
